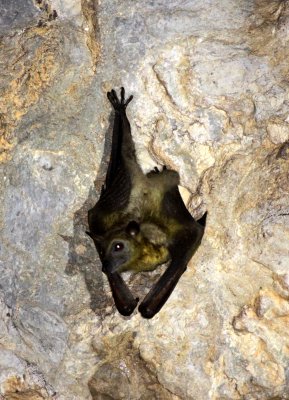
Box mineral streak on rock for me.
[1,0,289,399]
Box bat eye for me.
[113,242,124,252]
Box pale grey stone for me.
[0,0,40,35]
[1,0,289,399]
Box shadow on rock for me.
[62,113,116,317]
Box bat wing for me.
[87,88,139,316]
[88,88,134,235]
[162,185,196,225]
[94,87,134,213]
[88,165,132,236]
[96,164,132,213]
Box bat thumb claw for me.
[138,303,155,319]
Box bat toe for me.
[107,88,133,110]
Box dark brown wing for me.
[88,88,135,236]
[105,88,134,188]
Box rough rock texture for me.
[1,0,289,399]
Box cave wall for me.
[1,0,289,399]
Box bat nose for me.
[102,259,119,273]
[102,259,110,273]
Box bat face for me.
[103,238,132,273]
[87,88,206,318]
[96,221,170,274]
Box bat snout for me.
[102,259,118,273]
[102,255,128,274]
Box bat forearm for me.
[139,227,204,319]
[138,258,187,318]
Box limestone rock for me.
[1,0,289,399]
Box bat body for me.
[87,88,206,318]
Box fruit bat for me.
[87,88,206,318]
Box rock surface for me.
[1,0,289,399]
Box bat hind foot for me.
[153,165,167,173]
[147,168,179,187]
[149,166,160,174]
[147,165,168,175]
[107,87,133,111]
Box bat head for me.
[87,221,140,273]
[88,221,169,274]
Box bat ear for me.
[86,231,103,243]
[126,221,140,237]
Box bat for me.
[87,88,206,318]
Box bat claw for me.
[138,303,155,319]
[148,166,167,175]
[124,95,133,106]
[120,301,138,316]
[121,87,125,103]
[148,166,160,174]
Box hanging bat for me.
[87,88,206,318]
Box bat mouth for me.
[102,259,117,273]
[102,258,127,274]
